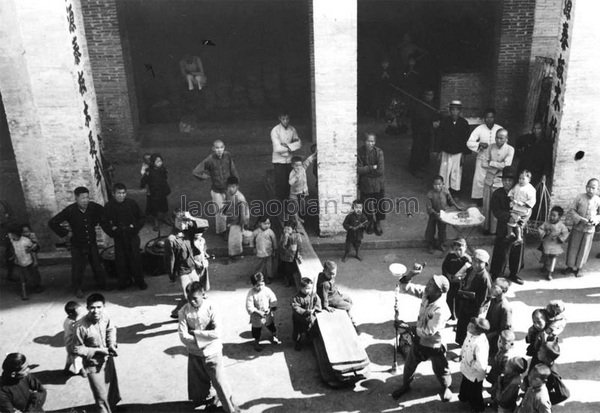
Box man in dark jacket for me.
[455,249,492,345]
[409,89,439,176]
[490,167,525,285]
[436,100,470,196]
[48,186,107,298]
[102,183,146,290]
[357,133,385,235]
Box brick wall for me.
[530,0,563,59]
[0,0,108,247]
[311,0,358,236]
[439,72,492,119]
[550,0,600,207]
[80,0,139,160]
[493,0,536,132]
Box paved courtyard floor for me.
[1,245,599,412]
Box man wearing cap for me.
[490,167,525,284]
[392,271,453,402]
[455,249,492,345]
[435,100,470,196]
[0,353,46,412]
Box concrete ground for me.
[1,245,599,413]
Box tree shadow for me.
[118,321,178,344]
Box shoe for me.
[270,336,282,345]
[137,281,148,290]
[374,222,383,236]
[254,342,263,352]
[562,267,574,275]
[170,310,179,319]
[294,341,302,351]
[441,387,453,402]
[574,269,581,277]
[546,272,553,281]
[75,289,84,298]
[508,275,524,285]
[355,254,362,261]
[392,384,411,400]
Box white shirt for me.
[10,237,33,267]
[271,124,301,164]
[178,300,222,357]
[467,124,503,160]
[460,332,489,382]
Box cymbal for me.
[388,263,407,276]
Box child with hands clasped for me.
[246,272,280,352]
[537,206,569,280]
[507,170,537,242]
[253,216,277,283]
[342,200,369,262]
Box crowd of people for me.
[1,100,595,413]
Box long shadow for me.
[47,401,193,412]
[556,360,600,381]
[222,341,285,361]
[512,286,600,306]
[32,369,72,385]
[554,401,600,412]
[117,321,178,344]
[33,331,64,348]
[163,345,187,357]
[357,320,397,341]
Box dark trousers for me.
[401,342,451,388]
[71,245,106,291]
[409,131,431,172]
[361,191,386,222]
[344,240,361,256]
[455,302,477,346]
[251,323,277,341]
[292,313,316,341]
[279,260,297,285]
[15,264,41,288]
[273,163,292,200]
[459,375,484,412]
[425,214,446,247]
[490,236,525,279]
[114,234,144,287]
[446,280,460,319]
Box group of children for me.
[457,299,568,412]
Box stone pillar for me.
[550,0,600,207]
[0,0,108,247]
[80,0,139,159]
[310,0,358,236]
[493,0,536,132]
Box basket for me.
[525,180,551,234]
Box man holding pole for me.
[391,264,453,402]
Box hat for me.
[449,100,463,107]
[452,238,467,247]
[2,353,27,374]
[473,249,490,264]
[506,356,528,374]
[432,274,450,293]
[542,340,561,362]
[389,263,408,276]
[500,166,516,179]
[471,317,490,332]
[323,260,337,273]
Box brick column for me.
[493,0,536,132]
[550,0,600,207]
[310,0,358,235]
[0,0,108,247]
[80,0,139,159]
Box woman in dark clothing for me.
[141,153,171,231]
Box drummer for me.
[390,263,453,402]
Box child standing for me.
[245,272,280,352]
[538,206,569,280]
[291,277,321,351]
[425,175,460,253]
[487,329,516,401]
[565,178,600,277]
[0,353,46,412]
[288,153,316,221]
[342,200,369,262]
[225,176,249,260]
[279,219,302,287]
[63,301,86,376]
[516,364,552,413]
[141,153,171,231]
[441,238,472,320]
[507,170,537,242]
[525,308,549,358]
[459,317,490,413]
[496,356,528,413]
[253,217,277,283]
[7,224,43,300]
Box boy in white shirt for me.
[507,169,537,242]
[288,152,316,221]
[245,272,280,352]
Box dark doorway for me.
[119,0,312,124]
